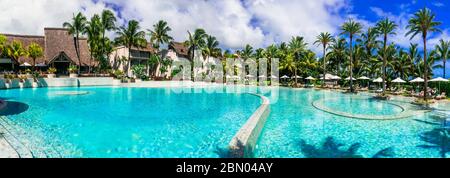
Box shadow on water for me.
[0,101,29,116]
[417,128,449,158]
[298,137,395,158]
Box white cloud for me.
[0,0,115,36]
[0,0,353,52]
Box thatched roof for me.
[1,28,92,66]
[169,41,189,58]
[130,43,157,53]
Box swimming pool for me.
[0,87,261,158]
[254,88,449,158]
[1,86,448,158]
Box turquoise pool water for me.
[0,87,261,158]
[255,88,449,158]
[1,86,448,158]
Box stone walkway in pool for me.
[312,95,431,120]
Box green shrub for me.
[131,65,146,80]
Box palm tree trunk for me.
[382,35,387,95]
[444,54,447,79]
[423,37,428,102]
[128,46,131,77]
[349,35,354,93]
[294,70,297,87]
[322,45,326,87]
[75,34,81,75]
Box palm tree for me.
[185,29,207,80]
[202,35,221,59]
[375,18,397,96]
[0,35,6,57]
[435,39,449,78]
[149,20,173,50]
[85,14,102,73]
[63,12,87,74]
[115,20,147,76]
[149,20,173,77]
[27,43,44,70]
[241,44,254,60]
[100,10,117,57]
[341,19,363,93]
[329,38,347,74]
[314,32,334,86]
[406,8,441,102]
[280,52,298,85]
[6,40,27,71]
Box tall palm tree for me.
[241,44,254,60]
[185,28,207,62]
[27,43,44,70]
[280,52,298,85]
[375,18,397,96]
[329,38,347,74]
[85,14,102,73]
[115,20,147,76]
[435,39,449,78]
[314,32,334,86]
[202,35,221,59]
[406,8,441,102]
[63,12,87,74]
[7,40,27,71]
[149,20,173,77]
[341,19,363,92]
[0,35,6,57]
[100,10,117,52]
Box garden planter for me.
[47,74,56,78]
[69,73,78,78]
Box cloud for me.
[0,0,115,36]
[0,0,352,52]
[432,2,445,7]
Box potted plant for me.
[31,72,41,88]
[25,68,33,78]
[68,65,78,78]
[4,74,19,89]
[18,75,28,88]
[47,67,57,78]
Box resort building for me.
[108,44,156,77]
[109,41,192,78]
[0,28,91,74]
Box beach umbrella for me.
[331,75,341,80]
[35,63,47,67]
[293,75,302,79]
[270,75,278,79]
[20,62,32,67]
[410,77,424,83]
[245,74,254,78]
[258,75,266,78]
[281,75,290,79]
[357,76,370,80]
[392,77,406,83]
[430,77,449,93]
[305,76,316,80]
[345,77,356,81]
[373,77,383,83]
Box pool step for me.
[0,116,61,158]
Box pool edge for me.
[228,93,270,158]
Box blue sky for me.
[0,0,448,76]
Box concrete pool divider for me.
[228,93,270,158]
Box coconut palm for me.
[435,39,449,78]
[241,44,254,60]
[6,40,27,71]
[27,43,44,70]
[375,18,397,96]
[406,8,441,102]
[280,52,298,86]
[63,12,87,74]
[149,20,173,50]
[314,32,334,86]
[100,10,117,54]
[329,38,347,74]
[0,35,6,57]
[115,20,147,76]
[85,14,102,73]
[202,35,221,59]
[341,19,363,92]
[185,29,207,61]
